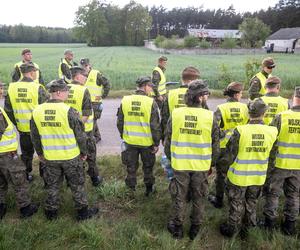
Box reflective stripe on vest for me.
[218,102,249,148]
[254,72,271,96]
[32,102,80,161]
[227,124,278,187]
[122,95,153,146]
[85,69,103,103]
[15,61,40,84]
[0,107,18,153]
[58,58,72,83]
[275,110,300,170]
[151,66,166,96]
[260,96,289,125]
[171,107,213,171]
[168,87,187,114]
[64,84,94,132]
[8,81,40,132]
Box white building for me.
[187,29,241,39]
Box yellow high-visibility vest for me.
[85,69,103,103]
[58,58,73,83]
[32,102,80,161]
[8,81,40,132]
[122,94,153,146]
[261,96,289,125]
[151,66,166,96]
[168,87,187,114]
[171,107,213,171]
[227,124,278,187]
[64,84,94,132]
[14,61,40,84]
[275,110,300,170]
[0,107,18,153]
[218,102,249,148]
[252,72,271,96]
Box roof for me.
[267,28,300,40]
[187,29,241,39]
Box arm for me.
[150,101,162,147]
[38,86,49,104]
[11,66,21,82]
[164,117,172,160]
[38,70,45,84]
[268,114,281,167]
[0,111,8,141]
[61,63,71,79]
[96,73,111,99]
[152,70,161,97]
[30,119,43,156]
[4,93,16,125]
[214,107,225,138]
[248,77,262,100]
[161,97,170,140]
[211,117,220,166]
[81,89,93,122]
[116,104,124,138]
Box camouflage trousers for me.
[92,103,103,141]
[214,149,227,200]
[121,145,155,188]
[0,153,31,208]
[43,156,88,211]
[264,168,300,222]
[169,170,209,226]
[226,181,261,228]
[19,132,34,173]
[86,132,99,178]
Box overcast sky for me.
[0,0,279,28]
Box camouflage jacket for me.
[152,65,166,97]
[248,70,269,100]
[12,61,44,84]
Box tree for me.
[239,17,271,48]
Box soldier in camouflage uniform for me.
[30,79,98,220]
[219,99,277,238]
[164,80,220,240]
[263,87,300,236]
[117,76,161,196]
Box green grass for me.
[1,155,300,249]
[0,43,299,91]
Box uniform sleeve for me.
[248,76,262,100]
[82,89,93,116]
[164,117,172,160]
[96,72,110,99]
[214,107,225,139]
[38,70,45,84]
[0,111,8,141]
[211,117,220,166]
[11,66,21,82]
[150,101,162,146]
[30,118,43,156]
[61,63,71,79]
[152,70,161,97]
[268,114,281,167]
[4,93,16,125]
[68,108,87,155]
[116,104,124,138]
[38,86,49,104]
[161,97,170,140]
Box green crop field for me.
[0,43,300,91]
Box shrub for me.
[217,63,233,88]
[244,58,261,84]
[220,36,237,49]
[160,38,178,49]
[199,39,211,49]
[154,35,166,48]
[183,36,199,48]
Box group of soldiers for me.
[0,50,300,242]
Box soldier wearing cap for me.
[64,66,102,187]
[219,98,278,238]
[152,56,168,110]
[248,57,276,100]
[164,80,220,240]
[117,76,161,196]
[58,49,77,83]
[30,79,99,221]
[12,48,44,85]
[260,76,289,125]
[209,82,249,209]
[5,63,48,181]
[263,87,300,235]
[80,58,111,143]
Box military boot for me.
[77,206,99,221]
[189,224,200,240]
[44,209,58,220]
[167,222,184,239]
[0,203,7,219]
[20,203,39,218]
[263,217,276,231]
[281,219,296,236]
[145,185,154,197]
[220,223,236,238]
[208,195,223,209]
[91,175,103,187]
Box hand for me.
[80,154,87,161]
[152,146,159,154]
[38,155,46,163]
[208,168,213,176]
[157,95,164,102]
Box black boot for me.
[220,223,236,238]
[26,173,33,182]
[145,185,154,197]
[281,219,296,236]
[91,176,103,187]
[44,209,58,220]
[167,222,184,239]
[263,217,276,231]
[189,224,200,240]
[208,195,223,209]
[77,206,99,221]
[20,203,39,218]
[0,203,7,219]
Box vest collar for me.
[261,70,269,78]
[20,77,34,82]
[248,119,264,124]
[265,92,279,97]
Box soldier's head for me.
[46,79,70,101]
[185,79,210,107]
[223,82,244,101]
[70,66,87,85]
[20,62,37,81]
[158,56,168,68]
[136,76,153,95]
[265,76,281,94]
[247,98,268,119]
[80,58,91,73]
[181,66,200,85]
[21,48,32,62]
[262,57,275,74]
[292,86,300,106]
[64,49,74,61]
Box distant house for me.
[265,27,300,53]
[187,29,241,39]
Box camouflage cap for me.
[226,82,244,92]
[248,98,268,116]
[136,76,153,87]
[64,49,73,55]
[158,56,168,62]
[265,76,281,88]
[46,79,70,93]
[80,58,90,66]
[262,57,275,68]
[182,66,200,81]
[294,86,300,98]
[20,62,37,73]
[70,66,87,78]
[187,79,210,96]
[21,48,31,55]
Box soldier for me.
[5,63,48,181]
[12,48,44,85]
[30,79,99,220]
[152,56,168,110]
[117,76,161,196]
[263,87,300,235]
[58,49,77,83]
[260,76,289,125]
[80,58,111,143]
[209,82,249,209]
[64,66,102,187]
[164,80,220,240]
[219,99,278,238]
[248,57,275,100]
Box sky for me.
[0,0,279,28]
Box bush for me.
[244,58,261,84]
[220,36,237,49]
[160,38,179,49]
[154,35,166,47]
[217,63,233,88]
[199,39,211,49]
[183,36,199,48]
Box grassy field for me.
[1,155,299,249]
[0,43,300,91]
